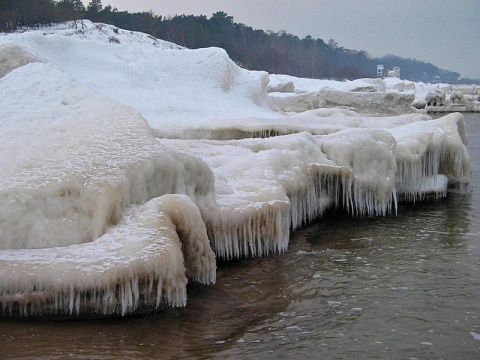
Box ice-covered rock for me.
[267,81,295,93]
[317,89,416,116]
[450,91,465,104]
[412,98,427,109]
[269,91,322,112]
[390,113,470,200]
[426,89,447,107]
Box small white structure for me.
[377,64,384,77]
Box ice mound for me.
[391,113,471,200]
[0,62,216,317]
[268,75,419,116]
[0,195,215,317]
[0,62,216,250]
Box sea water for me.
[1,114,479,359]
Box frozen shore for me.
[0,21,472,317]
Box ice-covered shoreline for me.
[0,21,472,318]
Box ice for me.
[0,61,217,316]
[268,75,417,115]
[268,88,416,115]
[389,113,471,200]
[0,21,472,317]
[0,195,215,317]
[0,44,35,77]
[426,89,447,106]
[0,62,216,250]
[269,74,388,93]
[316,89,416,116]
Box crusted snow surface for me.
[0,22,472,318]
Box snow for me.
[269,74,386,93]
[1,22,273,137]
[0,20,472,317]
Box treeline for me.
[0,0,94,30]
[2,0,475,83]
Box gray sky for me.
[89,0,480,79]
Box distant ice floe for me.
[0,20,472,318]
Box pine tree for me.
[55,0,84,28]
[86,0,103,22]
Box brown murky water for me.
[1,114,480,359]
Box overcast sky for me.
[88,0,480,79]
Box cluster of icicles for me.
[0,114,471,318]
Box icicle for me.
[394,114,471,201]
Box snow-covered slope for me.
[0,21,273,135]
[0,21,471,318]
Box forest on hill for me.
[1,0,478,84]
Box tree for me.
[86,0,103,22]
[55,0,85,28]
[3,4,470,83]
[0,0,57,32]
[328,38,338,48]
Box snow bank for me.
[0,20,272,135]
